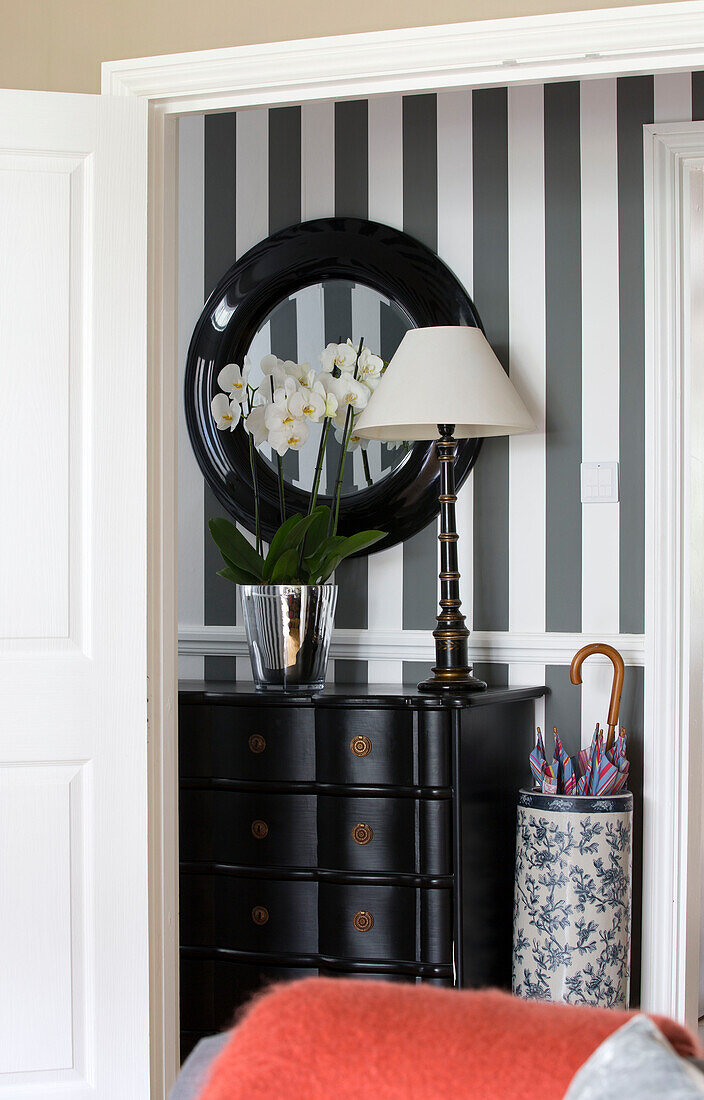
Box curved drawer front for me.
[180,874,318,956]
[180,875,451,966]
[317,795,451,876]
[180,790,317,868]
[179,703,316,782]
[318,883,452,965]
[315,708,449,787]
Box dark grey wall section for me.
[620,664,644,1005]
[472,88,510,633]
[692,72,704,120]
[544,664,581,756]
[544,82,582,634]
[333,104,369,677]
[268,107,301,234]
[335,100,368,217]
[204,113,238,680]
[402,94,440,632]
[204,112,237,296]
[402,661,434,684]
[617,77,652,635]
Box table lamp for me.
[354,326,535,692]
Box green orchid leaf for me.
[263,514,304,581]
[217,565,260,586]
[270,548,300,583]
[315,530,386,583]
[209,517,265,581]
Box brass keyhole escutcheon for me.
[353,910,374,933]
[350,735,372,758]
[251,819,269,840]
[252,905,269,926]
[352,823,373,845]
[249,734,266,754]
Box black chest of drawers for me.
[178,681,545,1060]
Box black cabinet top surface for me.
[178,681,547,709]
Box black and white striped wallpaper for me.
[177,71,704,738]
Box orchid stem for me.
[247,430,262,557]
[269,375,286,525]
[362,449,372,488]
[328,337,364,538]
[297,417,332,576]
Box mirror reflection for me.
[241,280,413,497]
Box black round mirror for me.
[185,217,483,553]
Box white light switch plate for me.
[581,461,619,503]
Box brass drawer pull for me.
[248,734,266,754]
[353,910,374,932]
[352,823,373,845]
[350,735,372,758]
[252,905,269,926]
[251,819,269,840]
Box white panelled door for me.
[0,91,149,1096]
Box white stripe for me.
[580,79,620,634]
[508,84,547,634]
[437,90,474,631]
[235,108,268,257]
[578,660,616,750]
[368,95,403,682]
[509,662,546,737]
[654,71,692,122]
[301,100,334,219]
[177,115,205,680]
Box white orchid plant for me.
[208,338,387,586]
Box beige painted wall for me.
[0,0,676,94]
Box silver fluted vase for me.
[240,584,337,692]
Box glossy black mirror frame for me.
[184,217,483,554]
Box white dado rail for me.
[178,626,646,666]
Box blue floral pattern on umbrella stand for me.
[512,788,633,1008]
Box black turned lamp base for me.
[418,671,488,693]
[418,425,488,695]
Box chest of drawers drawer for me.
[180,789,451,876]
[180,873,452,966]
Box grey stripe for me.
[617,77,652,635]
[403,661,434,685]
[619,663,644,1005]
[692,72,704,120]
[268,107,301,234]
[403,94,439,632]
[472,663,508,688]
[472,88,510,633]
[268,297,299,486]
[544,82,582,634]
[334,102,369,671]
[335,100,368,217]
[204,112,238,680]
[544,664,581,757]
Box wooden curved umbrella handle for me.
[570,643,625,752]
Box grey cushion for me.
[169,1033,230,1100]
[564,1015,704,1100]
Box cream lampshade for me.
[355,326,535,692]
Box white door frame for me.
[102,4,704,1090]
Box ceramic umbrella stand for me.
[512,644,633,1009]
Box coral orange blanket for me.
[199,978,699,1100]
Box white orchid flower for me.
[260,354,282,376]
[244,401,268,446]
[211,392,241,431]
[327,372,370,415]
[320,341,357,374]
[357,347,384,385]
[288,383,326,423]
[334,425,369,451]
[217,360,251,403]
[282,359,309,383]
[313,376,338,419]
[268,419,310,457]
[264,376,299,432]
